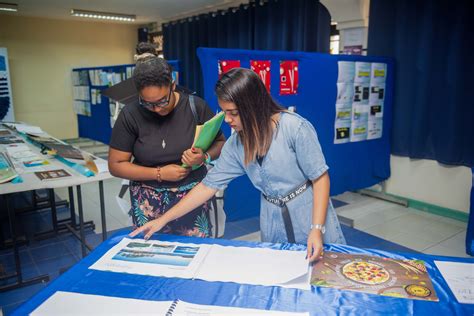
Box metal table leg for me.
[99,181,107,241]
[0,194,49,292]
[48,189,58,233]
[76,185,87,258]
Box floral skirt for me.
[129,181,212,238]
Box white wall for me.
[322,0,471,213]
[0,15,136,139]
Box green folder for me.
[183,111,225,170]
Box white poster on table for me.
[434,261,474,304]
[90,238,310,291]
[32,292,310,316]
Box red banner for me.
[279,60,299,95]
[218,60,241,78]
[250,60,271,91]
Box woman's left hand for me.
[307,229,324,263]
[182,148,205,167]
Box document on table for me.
[197,244,310,290]
[435,261,474,304]
[31,291,171,315]
[32,292,310,316]
[89,238,310,290]
[89,238,212,279]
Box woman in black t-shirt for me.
[108,57,225,237]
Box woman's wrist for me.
[204,152,212,165]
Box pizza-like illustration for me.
[342,261,390,285]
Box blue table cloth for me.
[14,230,474,315]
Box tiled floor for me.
[0,179,471,315]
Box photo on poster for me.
[112,241,200,267]
[354,62,371,84]
[353,83,370,105]
[369,104,383,118]
[218,60,241,78]
[335,104,352,123]
[371,63,387,84]
[369,84,385,104]
[334,121,351,144]
[350,120,368,142]
[367,118,383,140]
[251,60,271,92]
[352,104,369,122]
[337,61,355,83]
[336,82,354,105]
[279,60,299,95]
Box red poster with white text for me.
[279,60,299,95]
[250,60,271,91]
[218,60,241,78]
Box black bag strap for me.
[189,95,199,125]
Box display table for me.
[0,126,114,291]
[13,230,474,315]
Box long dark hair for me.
[215,68,284,165]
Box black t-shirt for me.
[109,91,220,188]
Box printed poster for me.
[279,60,298,95]
[336,82,354,105]
[353,83,370,105]
[337,61,355,83]
[367,118,383,140]
[350,120,368,142]
[334,121,351,144]
[218,60,241,78]
[354,62,371,84]
[251,60,271,91]
[311,252,438,301]
[370,63,387,84]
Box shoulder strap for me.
[189,95,199,125]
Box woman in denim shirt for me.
[131,68,346,261]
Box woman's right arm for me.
[108,147,189,182]
[129,182,217,239]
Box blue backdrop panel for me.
[74,60,179,145]
[197,48,394,221]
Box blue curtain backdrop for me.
[368,0,474,167]
[162,0,330,97]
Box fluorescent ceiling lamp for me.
[0,2,18,12]
[71,9,135,22]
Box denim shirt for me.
[203,112,346,245]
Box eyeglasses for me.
[139,89,172,108]
[222,109,239,117]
